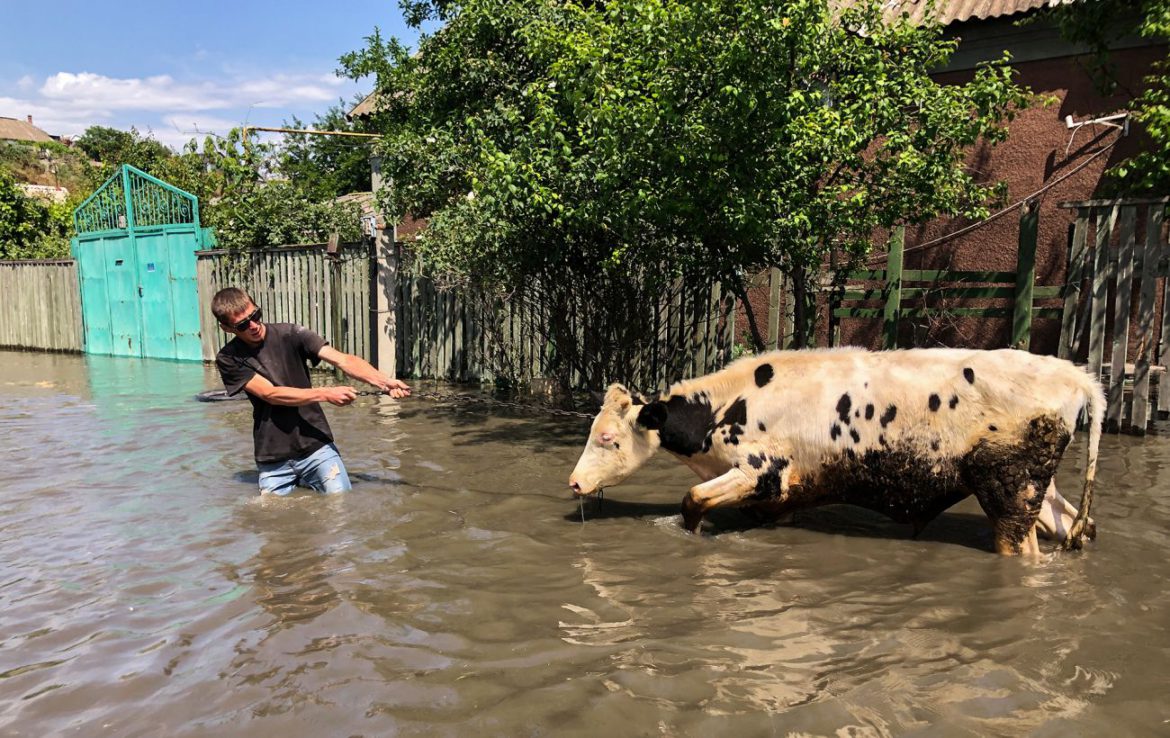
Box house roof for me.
[348,93,380,120]
[0,116,54,143]
[869,0,1076,26]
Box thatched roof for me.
[0,116,53,143]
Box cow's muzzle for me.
[568,478,597,497]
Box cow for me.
[568,348,1104,555]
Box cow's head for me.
[568,383,666,496]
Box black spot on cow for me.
[855,409,860,419]
[878,434,888,447]
[880,405,897,428]
[964,367,975,384]
[930,439,940,452]
[752,457,790,500]
[717,397,749,446]
[949,394,959,409]
[836,393,852,424]
[865,403,874,421]
[643,393,717,456]
[758,422,766,432]
[850,428,861,444]
[746,453,765,469]
[754,364,774,387]
[989,424,998,432]
[830,423,842,441]
[614,442,620,450]
[928,394,941,412]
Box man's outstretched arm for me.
[317,346,411,398]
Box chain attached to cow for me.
[355,388,598,419]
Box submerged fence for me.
[192,244,734,390]
[0,260,83,352]
[397,270,735,390]
[1058,198,1169,434]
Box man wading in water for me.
[212,287,410,495]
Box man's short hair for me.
[211,287,255,324]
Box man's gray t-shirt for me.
[215,323,335,464]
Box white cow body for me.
[569,347,1104,555]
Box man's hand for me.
[319,386,358,406]
[373,376,412,399]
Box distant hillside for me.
[0,141,99,196]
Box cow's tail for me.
[1064,373,1105,551]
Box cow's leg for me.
[1036,480,1096,542]
[681,467,757,533]
[978,480,1047,556]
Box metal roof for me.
[863,0,1077,26]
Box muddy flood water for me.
[1,351,1169,737]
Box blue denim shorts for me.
[257,443,352,496]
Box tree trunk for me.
[728,275,766,353]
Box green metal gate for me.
[71,165,213,361]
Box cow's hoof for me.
[681,498,703,533]
[1084,520,1097,540]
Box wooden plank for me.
[883,227,905,350]
[1106,206,1137,430]
[1012,202,1039,350]
[767,267,781,351]
[1132,205,1162,430]
[708,283,722,371]
[1088,205,1118,377]
[902,269,1017,283]
[847,269,888,281]
[1059,196,1170,208]
[900,286,1018,300]
[1060,209,1090,360]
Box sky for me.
[0,0,421,150]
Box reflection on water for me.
[1,350,1169,736]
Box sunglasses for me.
[227,307,263,331]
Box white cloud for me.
[39,71,346,112]
[1,68,359,150]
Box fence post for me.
[767,267,781,351]
[883,227,904,350]
[1012,201,1038,350]
[327,233,343,381]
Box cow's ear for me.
[636,401,668,430]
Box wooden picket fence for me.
[194,243,371,362]
[0,259,83,352]
[190,243,734,389]
[396,267,735,390]
[1058,197,1168,434]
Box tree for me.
[76,125,173,176]
[0,169,70,260]
[343,0,1029,357]
[155,128,362,251]
[279,99,375,199]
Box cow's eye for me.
[599,432,616,445]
